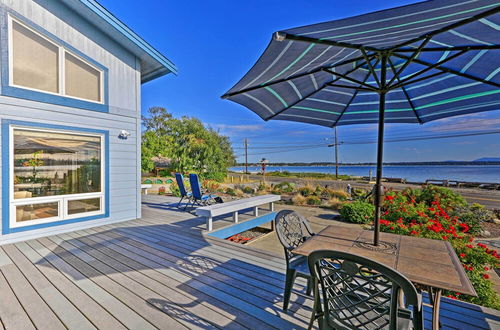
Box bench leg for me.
[269,202,274,211]
[253,206,259,217]
[206,216,213,231]
[233,211,239,223]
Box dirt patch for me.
[479,221,500,238]
[226,227,272,244]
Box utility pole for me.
[334,127,339,179]
[244,138,248,174]
[328,128,340,179]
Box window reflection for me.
[14,129,102,198]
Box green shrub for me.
[340,201,375,224]
[306,196,321,205]
[327,197,345,210]
[242,186,254,194]
[225,187,236,196]
[274,181,295,193]
[298,184,315,197]
[416,185,467,210]
[322,188,349,200]
[257,182,271,191]
[170,183,181,197]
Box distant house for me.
[0,0,177,244]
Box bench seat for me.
[196,194,281,231]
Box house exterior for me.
[0,0,176,244]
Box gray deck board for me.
[0,196,497,330]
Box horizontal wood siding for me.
[0,0,142,241]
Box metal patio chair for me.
[274,210,315,311]
[308,250,423,330]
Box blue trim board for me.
[208,212,277,239]
[0,8,109,113]
[1,119,110,235]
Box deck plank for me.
[0,267,35,330]
[61,231,274,330]
[1,244,96,330]
[14,241,127,330]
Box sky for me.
[99,0,500,164]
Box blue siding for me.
[1,119,110,235]
[0,9,109,113]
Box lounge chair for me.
[188,173,217,208]
[174,173,192,209]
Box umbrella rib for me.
[332,59,379,127]
[386,37,431,87]
[389,5,500,52]
[277,32,376,52]
[396,44,500,52]
[265,59,374,121]
[387,57,422,124]
[392,53,500,89]
[222,54,369,98]
[389,49,469,90]
[360,48,380,88]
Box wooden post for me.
[253,206,259,217]
[233,211,239,223]
[269,202,274,211]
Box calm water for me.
[230,165,500,183]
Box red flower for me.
[483,274,490,280]
[390,226,395,230]
[442,235,448,240]
[466,244,473,248]
[484,267,490,271]
[459,253,466,258]
[386,195,394,201]
[410,230,418,235]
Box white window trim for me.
[8,16,104,104]
[9,125,106,229]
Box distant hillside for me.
[474,157,500,162]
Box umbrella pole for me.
[374,54,387,246]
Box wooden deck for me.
[0,195,498,329]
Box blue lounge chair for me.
[188,173,216,207]
[174,173,192,209]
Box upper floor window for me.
[10,18,103,103]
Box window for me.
[10,127,105,227]
[9,17,103,103]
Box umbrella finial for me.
[274,32,286,42]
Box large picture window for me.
[10,126,105,227]
[9,18,103,103]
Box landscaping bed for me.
[226,227,272,244]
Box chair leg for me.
[306,277,312,296]
[283,268,297,311]
[177,196,184,208]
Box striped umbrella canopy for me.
[222,0,500,245]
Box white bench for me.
[141,184,152,194]
[196,194,281,231]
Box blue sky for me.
[100,0,500,163]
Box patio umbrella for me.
[222,0,500,246]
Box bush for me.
[234,188,244,197]
[298,184,315,197]
[257,182,271,192]
[203,180,221,192]
[225,187,236,196]
[306,196,321,206]
[291,194,307,205]
[416,185,467,210]
[322,188,349,200]
[274,182,295,193]
[451,203,493,236]
[242,186,254,194]
[327,197,345,210]
[339,201,375,224]
[170,183,181,197]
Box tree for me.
[141,107,235,181]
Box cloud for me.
[424,112,500,133]
[209,123,266,135]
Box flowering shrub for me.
[380,186,500,309]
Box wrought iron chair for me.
[274,210,315,311]
[307,250,423,330]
